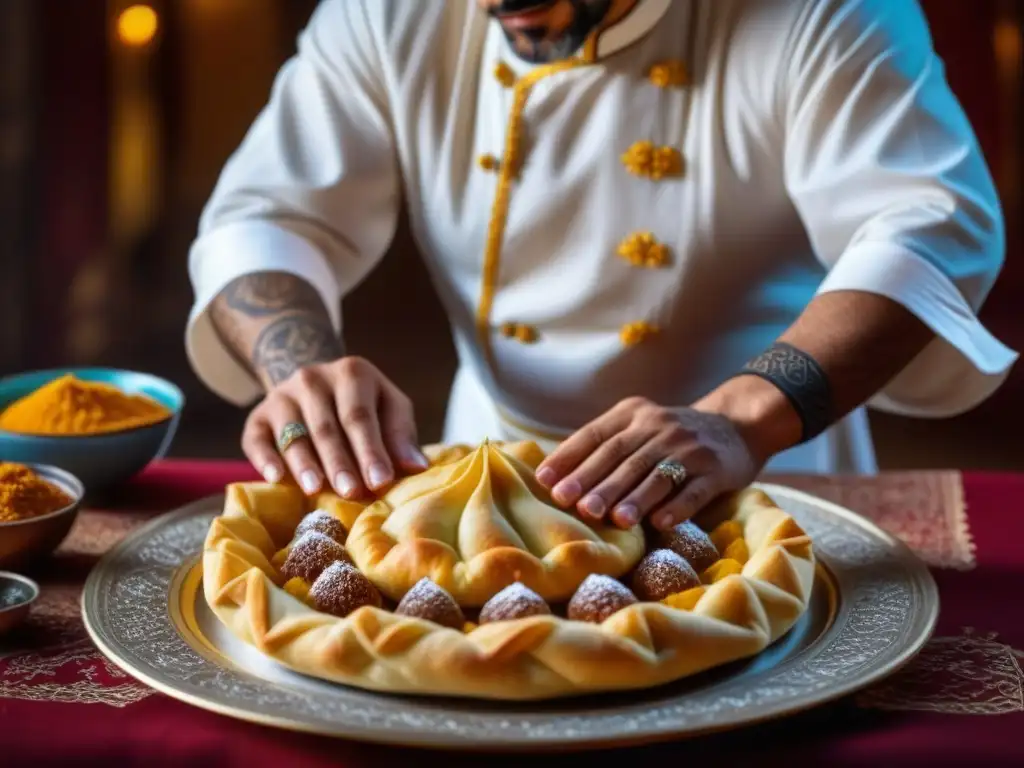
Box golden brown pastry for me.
[345,441,646,606]
[202,452,817,701]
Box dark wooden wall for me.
[917,0,1024,426]
[0,0,111,372]
[0,0,37,374]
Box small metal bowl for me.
[0,463,84,571]
[0,571,40,637]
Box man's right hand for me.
[243,355,429,498]
[208,271,428,498]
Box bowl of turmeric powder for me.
[0,369,183,491]
[0,462,83,570]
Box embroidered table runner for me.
[0,463,1020,766]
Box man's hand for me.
[209,271,428,497]
[535,291,938,530]
[243,356,428,497]
[534,376,803,531]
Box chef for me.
[186,0,1017,531]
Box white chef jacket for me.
[186,0,1018,474]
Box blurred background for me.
[0,0,1021,468]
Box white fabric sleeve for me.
[185,0,399,406]
[782,0,1018,417]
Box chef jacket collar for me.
[495,0,674,66]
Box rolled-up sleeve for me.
[186,0,399,406]
[783,0,1018,417]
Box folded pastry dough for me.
[346,440,646,606]
[202,441,816,700]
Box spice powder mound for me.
[0,463,73,523]
[0,374,171,436]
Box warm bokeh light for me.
[117,5,159,47]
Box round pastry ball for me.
[395,577,465,630]
[309,561,382,618]
[631,549,701,601]
[658,520,720,573]
[567,574,638,624]
[295,510,346,543]
[479,583,552,624]
[281,531,352,583]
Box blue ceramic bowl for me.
[0,368,184,491]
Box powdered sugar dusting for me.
[281,531,351,582]
[645,549,686,567]
[567,574,637,623]
[479,583,551,624]
[309,561,382,617]
[295,510,346,543]
[395,577,465,629]
[632,549,700,601]
[659,520,719,572]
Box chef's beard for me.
[485,0,614,63]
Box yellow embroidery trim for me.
[581,14,609,62]
[494,61,517,87]
[499,322,540,344]
[582,0,642,63]
[477,58,589,363]
[617,232,671,268]
[620,321,659,346]
[478,153,500,172]
[622,141,685,180]
[648,60,689,88]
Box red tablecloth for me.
[1,463,1021,768]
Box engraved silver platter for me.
[82,483,938,751]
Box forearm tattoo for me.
[210,272,343,386]
[221,272,323,317]
[251,312,342,385]
[739,342,834,443]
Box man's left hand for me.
[534,382,800,530]
[534,398,758,530]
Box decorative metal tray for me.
[82,483,938,751]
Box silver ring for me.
[655,459,689,488]
[276,422,309,453]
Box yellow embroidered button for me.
[500,322,539,344]
[478,154,501,172]
[617,232,671,268]
[620,321,659,346]
[648,60,689,88]
[494,61,517,88]
[621,141,684,180]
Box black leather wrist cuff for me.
[738,342,834,444]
